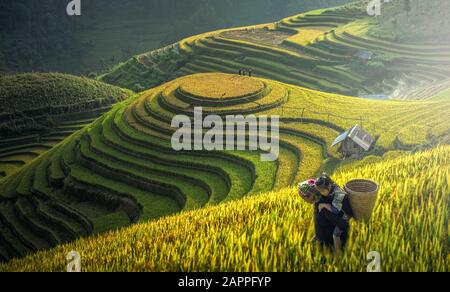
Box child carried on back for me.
[298,174,354,251]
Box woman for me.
[298,174,354,251]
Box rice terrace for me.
[0,0,449,274]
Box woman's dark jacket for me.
[314,185,354,246]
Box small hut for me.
[332,125,375,159]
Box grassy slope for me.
[0,73,129,118]
[1,145,448,272]
[0,73,132,178]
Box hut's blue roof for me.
[332,125,375,151]
[332,130,350,147]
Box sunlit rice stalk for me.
[0,146,448,272]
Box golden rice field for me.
[178,73,265,99]
[2,1,450,272]
[1,145,448,272]
[285,27,332,46]
[1,73,449,264]
[270,83,450,148]
[102,2,450,103]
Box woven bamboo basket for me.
[344,179,379,222]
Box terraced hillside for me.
[0,0,353,74]
[0,73,131,178]
[1,145,448,272]
[0,73,449,262]
[100,4,450,100]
